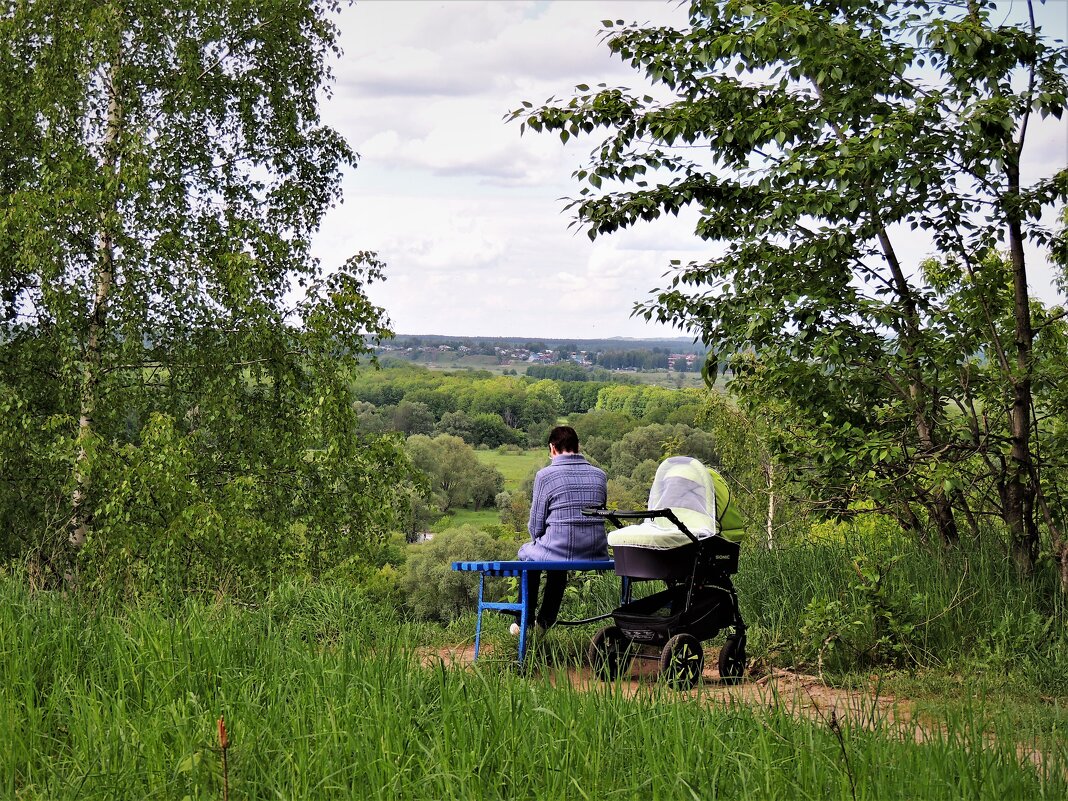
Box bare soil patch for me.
[421,642,910,729]
[420,641,1056,776]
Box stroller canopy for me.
[607,456,745,550]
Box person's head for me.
[548,425,579,456]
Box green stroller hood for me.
[606,456,745,550]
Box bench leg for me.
[474,573,486,661]
[517,570,530,666]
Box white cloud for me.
[312,0,1068,339]
[326,0,687,188]
[315,175,694,337]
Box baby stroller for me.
[583,456,747,689]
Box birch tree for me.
[0,0,410,592]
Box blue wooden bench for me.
[451,559,624,664]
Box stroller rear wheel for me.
[589,626,633,680]
[659,634,704,690]
[717,633,747,684]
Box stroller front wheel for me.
[717,633,747,684]
[659,634,704,690]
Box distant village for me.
[375,336,703,372]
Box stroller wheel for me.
[717,633,747,684]
[659,634,704,690]
[589,626,633,680]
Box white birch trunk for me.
[70,60,121,553]
[765,458,775,549]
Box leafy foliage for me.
[405,435,505,514]
[510,0,1068,578]
[0,0,411,594]
[400,524,520,622]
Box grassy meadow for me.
[5,443,1067,800]
[407,353,710,389]
[475,448,547,493]
[434,508,500,530]
[2,576,1065,801]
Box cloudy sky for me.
[312,0,1068,340]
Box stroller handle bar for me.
[582,507,700,545]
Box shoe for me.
[509,623,521,636]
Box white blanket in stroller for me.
[607,456,719,550]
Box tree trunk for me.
[764,458,775,549]
[897,502,923,539]
[876,230,959,547]
[69,58,122,567]
[952,489,981,540]
[816,79,960,548]
[1060,542,1068,595]
[1004,479,1038,575]
[928,492,960,547]
[1003,156,1039,577]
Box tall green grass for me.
[737,537,1068,685]
[2,578,1064,800]
[432,508,502,531]
[544,534,1068,756]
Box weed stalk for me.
[218,717,230,801]
[829,709,858,801]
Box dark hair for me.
[548,425,579,454]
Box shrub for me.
[401,525,520,622]
[800,555,926,671]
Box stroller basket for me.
[613,536,739,581]
[612,584,735,643]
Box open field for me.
[3,580,1065,800]
[390,353,711,389]
[434,508,501,530]
[422,449,543,533]
[475,448,546,493]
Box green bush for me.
[800,555,926,671]
[72,412,413,601]
[401,525,520,622]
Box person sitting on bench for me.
[514,425,608,634]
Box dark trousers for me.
[524,570,567,629]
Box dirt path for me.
[420,642,1057,776]
[423,642,909,730]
